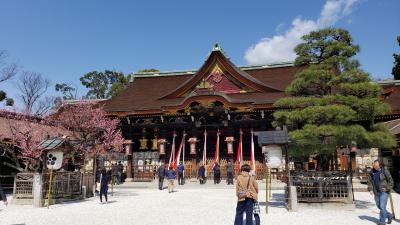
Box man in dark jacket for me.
[226,161,234,185]
[0,182,7,206]
[198,164,206,184]
[367,160,394,225]
[213,162,221,184]
[177,162,185,185]
[167,166,176,193]
[157,163,166,190]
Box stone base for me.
[125,178,134,182]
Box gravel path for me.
[0,182,399,225]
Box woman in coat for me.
[234,164,258,225]
[99,168,109,203]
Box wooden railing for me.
[42,172,82,199]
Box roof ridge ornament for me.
[212,43,221,51]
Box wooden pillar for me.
[124,140,133,182]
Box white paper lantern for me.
[263,145,282,168]
[46,150,64,170]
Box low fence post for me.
[288,185,298,212]
[33,173,43,208]
[346,176,354,204]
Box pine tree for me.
[273,28,396,170]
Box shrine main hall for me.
[103,44,400,181]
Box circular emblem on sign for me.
[212,70,223,83]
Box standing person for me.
[99,168,109,203]
[111,163,120,185]
[367,160,394,225]
[0,182,8,206]
[213,162,221,184]
[167,166,176,193]
[117,161,124,184]
[157,162,166,190]
[198,163,206,184]
[234,164,258,225]
[177,162,185,185]
[227,161,234,185]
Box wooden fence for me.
[291,171,352,203]
[42,172,82,199]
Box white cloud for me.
[245,0,359,65]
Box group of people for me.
[156,162,182,193]
[95,161,124,204]
[198,161,235,185]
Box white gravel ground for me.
[0,182,400,225]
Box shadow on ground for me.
[354,200,375,209]
[358,215,379,224]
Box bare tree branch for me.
[0,50,18,83]
[16,71,51,115]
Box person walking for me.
[177,162,185,185]
[198,163,206,184]
[227,161,234,185]
[213,162,221,184]
[157,162,166,190]
[234,164,258,225]
[0,182,8,206]
[99,168,109,203]
[167,166,176,193]
[367,159,394,225]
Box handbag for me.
[238,176,251,199]
[253,200,260,215]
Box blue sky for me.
[0,0,399,105]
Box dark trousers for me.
[158,177,164,190]
[214,173,220,184]
[199,177,206,184]
[178,173,184,185]
[100,187,108,202]
[227,172,234,184]
[234,198,254,225]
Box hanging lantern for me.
[188,137,198,155]
[157,139,167,155]
[151,137,158,150]
[225,136,234,154]
[139,137,148,150]
[124,140,133,155]
[263,145,283,168]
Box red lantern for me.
[188,137,198,155]
[225,137,234,154]
[157,139,167,155]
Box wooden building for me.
[103,44,400,180]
